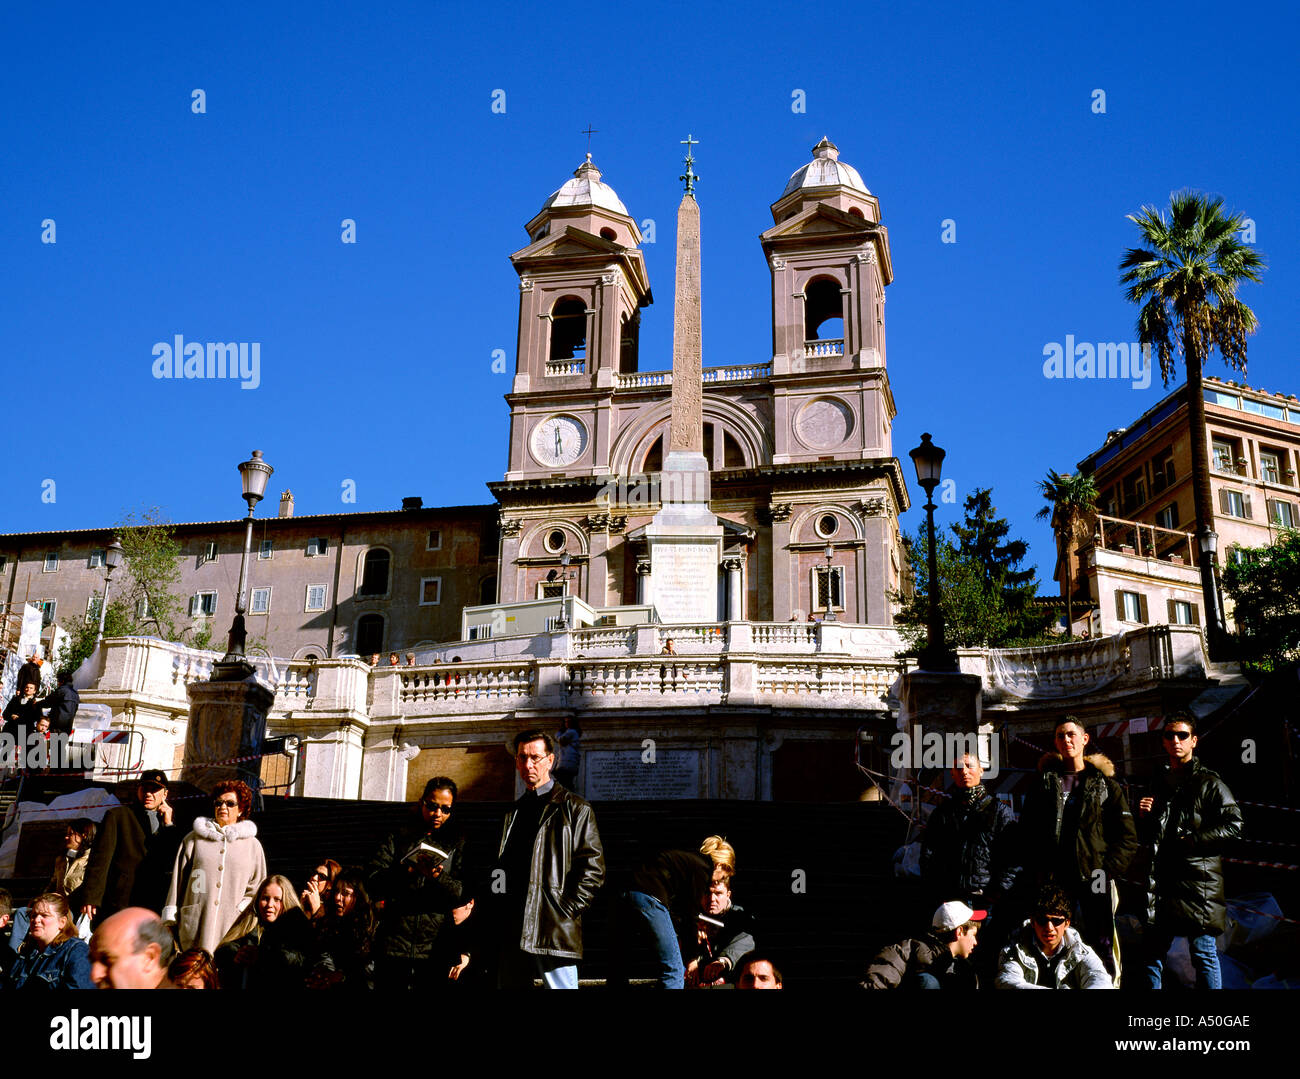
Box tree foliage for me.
[55,508,208,675]
[1221,529,1300,673]
[894,488,1052,650]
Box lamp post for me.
[94,539,125,645]
[554,552,576,631]
[909,433,957,672]
[212,450,273,681]
[822,543,837,622]
[1198,527,1227,657]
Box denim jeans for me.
[1143,929,1222,990]
[624,890,686,989]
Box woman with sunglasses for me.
[365,776,468,990]
[300,859,341,923]
[163,779,268,955]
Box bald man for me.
[89,908,175,989]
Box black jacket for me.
[496,783,604,959]
[861,930,977,989]
[3,692,43,732]
[1020,753,1138,888]
[1141,756,1243,934]
[42,683,79,734]
[921,786,1019,901]
[76,802,182,918]
[629,849,714,926]
[367,820,467,960]
[216,908,315,990]
[16,662,44,695]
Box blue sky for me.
[2,0,1295,586]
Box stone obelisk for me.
[645,136,724,623]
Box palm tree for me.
[1036,469,1099,636]
[1119,191,1265,655]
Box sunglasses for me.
[1162,730,1191,741]
[1032,914,1068,928]
[422,801,452,814]
[214,798,240,808]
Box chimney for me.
[402,496,423,510]
[279,490,294,518]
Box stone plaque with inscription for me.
[584,748,703,799]
[650,539,720,623]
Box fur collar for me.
[192,816,258,841]
[1038,751,1115,778]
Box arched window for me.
[550,298,587,361]
[355,614,385,656]
[805,277,844,341]
[600,227,617,241]
[479,574,498,605]
[359,548,390,596]
[724,431,745,468]
[642,434,663,472]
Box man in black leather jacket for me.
[494,729,604,988]
[1137,712,1243,990]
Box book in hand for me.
[402,840,453,872]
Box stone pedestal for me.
[183,677,276,796]
[647,451,723,623]
[894,670,997,781]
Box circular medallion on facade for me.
[794,397,853,450]
[531,414,589,467]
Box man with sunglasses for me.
[76,769,181,925]
[996,885,1113,988]
[367,776,468,990]
[1137,712,1242,989]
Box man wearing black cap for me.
[76,770,181,924]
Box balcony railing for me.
[545,360,586,376]
[803,339,844,358]
[1093,514,1196,564]
[612,363,774,391]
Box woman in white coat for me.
[163,779,267,954]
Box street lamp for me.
[908,433,957,672]
[822,543,837,622]
[1198,527,1227,656]
[94,539,125,645]
[212,450,273,681]
[554,553,575,631]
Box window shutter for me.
[1138,594,1149,623]
[1218,489,1229,514]
[831,567,844,608]
[1167,598,1176,623]
[1190,602,1201,626]
[189,595,198,616]
[1115,591,1125,622]
[1242,494,1252,519]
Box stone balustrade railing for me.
[567,657,725,700]
[545,360,585,376]
[571,626,638,653]
[613,362,775,391]
[804,339,845,358]
[752,623,817,650]
[395,662,537,707]
[755,659,902,703]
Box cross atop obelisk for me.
[669,135,703,454]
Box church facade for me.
[492,138,910,627]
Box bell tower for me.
[761,137,893,377]
[504,155,653,480]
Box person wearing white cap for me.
[860,901,985,989]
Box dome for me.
[780,137,870,198]
[541,154,630,216]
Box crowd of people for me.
[0,710,1242,990]
[866,711,1243,989]
[0,729,780,990]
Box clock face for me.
[531,414,588,467]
